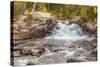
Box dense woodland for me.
[12,1,97,22]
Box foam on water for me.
[45,21,89,41]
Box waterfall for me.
[46,21,89,41]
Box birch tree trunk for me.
[31,2,37,13]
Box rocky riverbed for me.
[11,37,97,66]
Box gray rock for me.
[37,52,67,64]
[66,58,85,63]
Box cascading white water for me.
[46,21,89,41]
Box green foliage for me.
[36,3,48,12]
[13,1,26,17]
[26,2,34,11]
[12,1,97,22]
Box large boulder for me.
[82,22,97,35]
[32,12,52,22]
[12,12,57,39]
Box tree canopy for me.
[11,1,97,22]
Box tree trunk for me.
[32,2,37,13]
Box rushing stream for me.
[46,21,89,41]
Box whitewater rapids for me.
[45,21,90,41]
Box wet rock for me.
[20,45,45,57]
[82,22,97,34]
[37,52,67,64]
[80,48,97,61]
[74,41,94,51]
[13,50,21,57]
[27,63,36,65]
[85,49,97,58]
[91,40,97,48]
[13,56,38,66]
[31,48,45,57]
[66,45,76,52]
[72,49,85,57]
[67,58,84,63]
[20,47,31,55]
[47,45,67,52]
